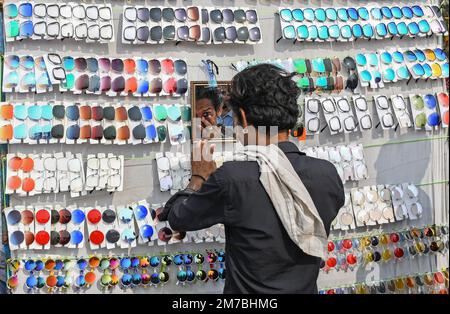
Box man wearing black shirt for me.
[159,64,345,294]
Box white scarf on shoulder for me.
[234,144,328,260]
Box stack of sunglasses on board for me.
[6,251,226,292]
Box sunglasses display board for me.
[278,5,447,43]
[1,0,448,295]
[3,1,114,43]
[0,102,191,145]
[122,6,262,45]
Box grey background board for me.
[3,0,449,293]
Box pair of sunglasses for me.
[3,55,36,92]
[6,156,35,193]
[410,94,442,128]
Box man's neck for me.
[254,131,290,146]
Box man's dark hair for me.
[229,64,300,131]
[196,87,221,111]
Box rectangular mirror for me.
[190,81,236,141]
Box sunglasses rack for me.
[6,250,226,291]
[278,5,447,43]
[0,102,193,145]
[303,144,368,184]
[353,47,449,89]
[321,224,449,274]
[4,202,225,252]
[319,268,449,294]
[122,6,262,45]
[2,54,189,97]
[3,2,114,43]
[329,182,424,231]
[303,91,449,136]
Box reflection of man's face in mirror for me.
[195,87,222,130]
[196,98,221,128]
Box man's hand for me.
[189,140,216,190]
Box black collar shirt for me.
[159,141,345,294]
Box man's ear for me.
[239,108,248,129]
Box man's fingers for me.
[202,117,212,127]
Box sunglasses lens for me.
[103,125,117,140]
[112,77,125,92]
[384,68,395,81]
[362,24,374,37]
[86,58,98,72]
[51,125,64,139]
[67,125,80,140]
[0,125,13,141]
[111,59,124,73]
[397,66,410,79]
[280,9,292,22]
[352,24,362,38]
[146,125,157,140]
[19,21,33,37]
[157,126,167,141]
[341,25,352,39]
[315,9,326,22]
[308,26,318,40]
[249,27,261,42]
[176,79,188,95]
[66,106,80,120]
[402,6,413,18]
[289,25,302,39]
[70,230,83,245]
[162,25,175,40]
